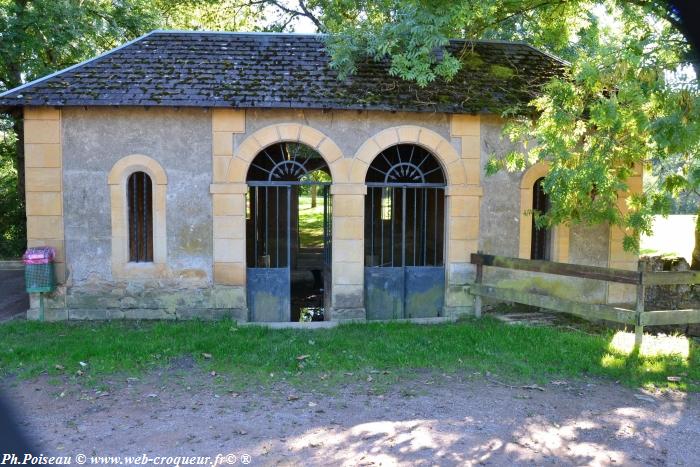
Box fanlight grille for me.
[366,144,445,185]
[246,142,329,182]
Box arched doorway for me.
[364,144,446,319]
[531,177,551,260]
[246,143,332,322]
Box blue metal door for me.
[363,145,447,320]
[247,185,291,322]
[364,185,446,319]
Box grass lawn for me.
[298,194,325,247]
[0,317,697,392]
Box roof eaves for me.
[0,30,157,100]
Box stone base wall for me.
[28,283,248,322]
[643,256,700,311]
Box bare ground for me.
[2,366,699,467]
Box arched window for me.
[128,171,153,262]
[531,177,551,260]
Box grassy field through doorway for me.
[298,194,325,248]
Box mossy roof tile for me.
[0,31,565,114]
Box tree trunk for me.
[310,185,317,208]
[691,208,700,270]
[10,111,25,203]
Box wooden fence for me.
[470,253,700,347]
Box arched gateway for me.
[364,144,447,319]
[246,143,332,322]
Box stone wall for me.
[23,105,625,320]
[643,256,700,311]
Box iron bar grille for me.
[531,177,551,260]
[246,143,332,269]
[246,186,290,268]
[365,144,446,267]
[128,171,153,262]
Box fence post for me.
[474,251,483,318]
[634,259,646,349]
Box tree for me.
[263,0,700,268]
[0,0,260,257]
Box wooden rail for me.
[470,253,700,347]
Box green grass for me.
[0,318,697,392]
[298,195,325,247]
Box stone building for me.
[0,31,641,322]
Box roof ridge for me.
[0,31,156,99]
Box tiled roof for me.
[0,31,565,114]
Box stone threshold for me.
[240,316,458,329]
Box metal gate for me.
[247,185,291,322]
[364,145,446,320]
[246,143,332,322]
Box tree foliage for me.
[265,0,700,265]
[0,0,260,257]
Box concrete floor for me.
[0,268,28,321]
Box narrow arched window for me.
[531,177,551,260]
[128,171,153,262]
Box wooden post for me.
[474,251,483,318]
[634,259,646,350]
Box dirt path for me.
[2,369,699,466]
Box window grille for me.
[531,177,551,260]
[128,171,153,262]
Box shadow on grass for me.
[0,317,697,391]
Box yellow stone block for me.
[236,135,262,162]
[354,139,381,165]
[277,123,301,141]
[464,159,482,186]
[212,109,245,133]
[25,144,61,168]
[333,239,364,262]
[332,195,364,217]
[213,215,245,239]
[446,160,466,185]
[333,216,364,240]
[318,138,343,163]
[461,135,480,159]
[447,239,478,263]
[397,125,420,143]
[25,168,61,192]
[26,192,62,216]
[330,158,350,183]
[212,156,230,183]
[213,238,245,263]
[298,126,325,148]
[449,217,479,240]
[24,120,60,144]
[451,114,480,136]
[373,128,399,150]
[226,158,249,183]
[27,215,63,239]
[213,131,234,157]
[436,140,459,166]
[54,262,66,284]
[417,129,443,152]
[213,194,246,216]
[627,176,642,194]
[333,262,364,285]
[349,160,369,184]
[449,196,480,217]
[330,184,366,196]
[214,262,246,285]
[254,126,281,148]
[25,107,60,121]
